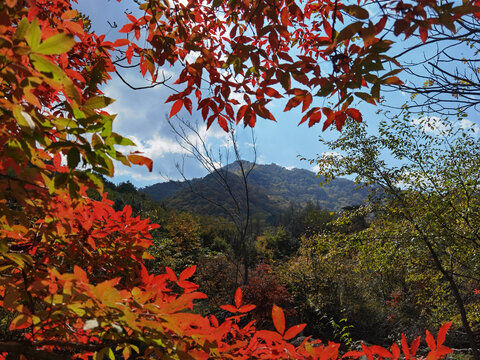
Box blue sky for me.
[75,0,479,188]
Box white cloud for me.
[411,116,449,135]
[411,116,480,137]
[140,134,186,157]
[457,118,480,134]
[114,167,165,182]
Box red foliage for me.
[242,264,296,324]
[0,0,459,357]
[122,0,480,131]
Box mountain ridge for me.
[140,161,368,219]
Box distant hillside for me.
[140,161,368,219]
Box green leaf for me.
[67,303,86,316]
[317,82,335,97]
[108,348,115,360]
[336,21,363,44]
[101,117,113,137]
[371,82,380,99]
[91,134,103,149]
[30,53,67,83]
[36,33,75,55]
[0,238,8,254]
[64,81,81,103]
[354,92,377,105]
[54,172,69,188]
[84,96,115,110]
[25,18,41,50]
[72,106,87,121]
[14,17,30,40]
[110,132,136,146]
[343,5,370,19]
[67,147,80,169]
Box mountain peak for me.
[140,162,367,219]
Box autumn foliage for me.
[118,0,480,130]
[0,0,470,358]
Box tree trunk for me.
[424,239,479,360]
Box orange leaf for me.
[126,14,137,23]
[410,336,421,356]
[177,280,199,292]
[383,76,403,85]
[437,321,451,346]
[391,343,401,359]
[280,7,290,27]
[169,99,183,118]
[283,323,306,340]
[401,334,411,360]
[425,329,436,351]
[343,350,365,359]
[220,304,238,313]
[179,265,197,281]
[165,267,177,281]
[119,23,133,34]
[437,345,453,357]
[256,329,283,343]
[74,265,88,283]
[272,304,285,335]
[234,287,242,308]
[128,154,153,172]
[6,0,17,8]
[238,304,256,313]
[86,236,97,250]
[369,345,392,358]
[113,38,130,47]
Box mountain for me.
[140,161,368,219]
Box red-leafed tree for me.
[114,0,480,131]
[0,0,465,358]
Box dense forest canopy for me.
[0,0,479,359]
